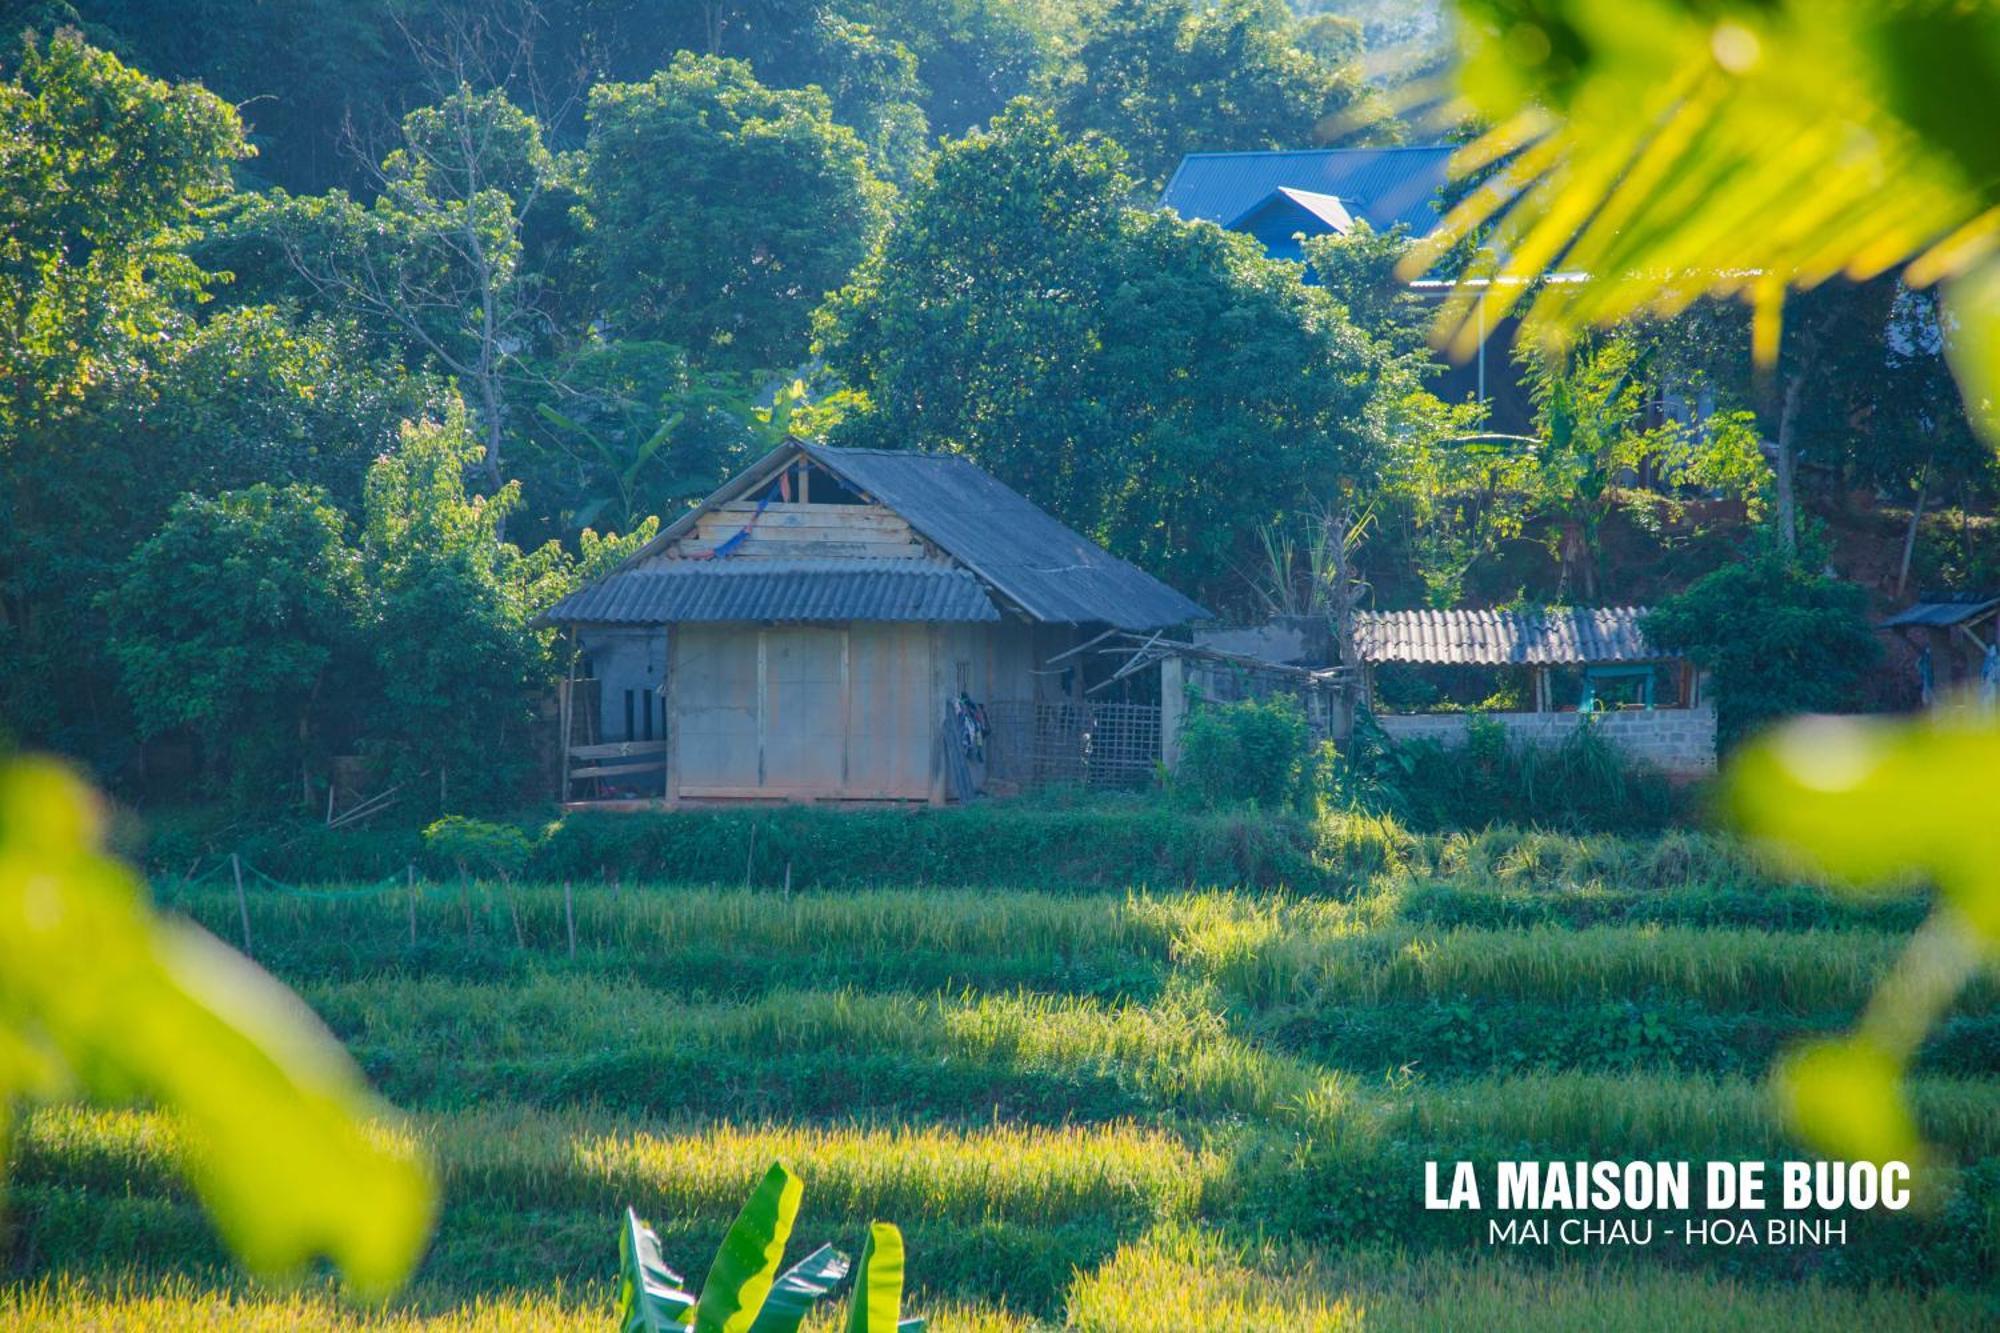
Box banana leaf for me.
[746,1243,851,1333]
[692,1161,804,1333]
[846,1223,905,1333]
[620,1208,698,1333]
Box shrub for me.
[423,816,533,881]
[1643,538,1879,749]
[1340,714,1686,834]
[1176,695,1322,811]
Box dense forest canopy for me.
[1,0,1991,809]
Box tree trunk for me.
[1896,457,1932,598]
[1326,501,1360,743]
[1771,333,1820,559]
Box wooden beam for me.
[567,739,670,760]
[567,760,671,780]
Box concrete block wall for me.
[1373,706,1717,776]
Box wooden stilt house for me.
[539,439,1209,805]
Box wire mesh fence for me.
[987,700,1162,789]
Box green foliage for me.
[1055,0,1377,185]
[1,32,251,762]
[817,102,1418,600]
[358,409,555,804]
[0,29,245,420]
[1176,696,1321,811]
[0,757,433,1295]
[101,406,637,810]
[1644,541,1879,749]
[692,1161,801,1333]
[620,1164,915,1333]
[1729,712,2000,1166]
[1412,0,2000,447]
[422,817,532,882]
[1342,714,1687,834]
[847,1222,908,1333]
[583,54,892,371]
[101,485,364,802]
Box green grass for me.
[10,822,1999,1324]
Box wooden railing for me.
[562,738,668,802]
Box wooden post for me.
[509,893,526,950]
[564,880,577,959]
[407,864,418,946]
[559,627,579,804]
[1159,654,1186,773]
[662,629,680,807]
[231,854,252,955]
[783,861,792,895]
[744,823,757,888]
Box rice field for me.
[6,827,1997,1328]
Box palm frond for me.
[1406,1,2000,436]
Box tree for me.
[1643,539,1879,751]
[102,486,365,804]
[1057,0,1379,185]
[1,33,248,760]
[816,102,1405,599]
[242,86,567,495]
[358,408,562,807]
[582,53,892,371]
[1519,332,1765,599]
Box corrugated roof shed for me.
[1160,146,1455,237]
[1879,597,2000,629]
[541,560,1000,625]
[547,440,1211,631]
[1355,607,1661,665]
[801,444,1210,630]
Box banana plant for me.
[536,401,706,532]
[618,1161,924,1333]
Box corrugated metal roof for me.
[1226,187,1356,233]
[802,444,1211,630]
[539,560,1000,625]
[1355,607,1662,665]
[1161,146,1455,237]
[1879,597,2000,629]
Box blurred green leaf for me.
[1728,714,1998,1166]
[1775,1037,1923,1166]
[0,759,435,1296]
[1418,1,2000,439]
[1727,714,2000,942]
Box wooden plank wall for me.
[640,501,936,563]
[672,622,940,801]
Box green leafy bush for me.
[1341,714,1688,834]
[422,816,532,881]
[1644,540,1879,749]
[1176,696,1322,811]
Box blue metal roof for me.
[1879,596,2000,630]
[1160,145,1455,238]
[540,560,1001,625]
[1225,187,1355,234]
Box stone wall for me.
[1373,706,1717,776]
